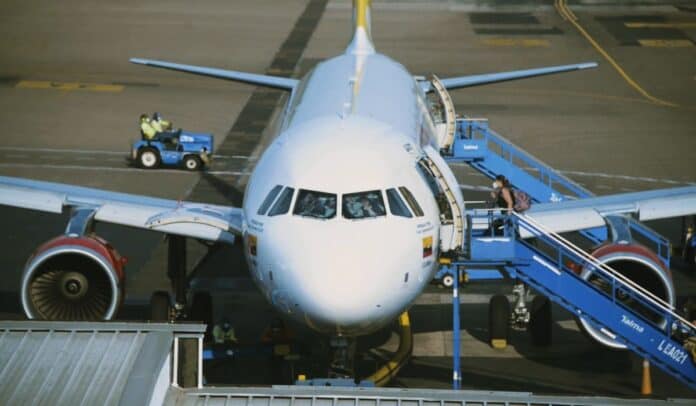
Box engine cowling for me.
[21,235,126,320]
[577,243,674,349]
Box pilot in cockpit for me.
[360,197,377,217]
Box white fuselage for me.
[241,50,463,336]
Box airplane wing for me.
[440,62,598,90]
[0,176,243,244]
[130,58,298,91]
[520,186,696,237]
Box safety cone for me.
[641,359,652,396]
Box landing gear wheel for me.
[442,275,454,288]
[138,147,160,169]
[150,290,171,321]
[183,155,202,171]
[529,295,552,346]
[190,291,214,341]
[489,294,510,349]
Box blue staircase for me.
[444,118,670,267]
[464,211,696,390]
[437,118,694,390]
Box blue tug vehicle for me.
[131,131,214,171]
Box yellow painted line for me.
[16,80,123,92]
[483,38,549,47]
[625,22,696,29]
[556,0,678,107]
[638,39,694,48]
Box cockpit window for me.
[398,187,424,217]
[293,189,337,219]
[386,188,412,218]
[268,187,295,216]
[257,185,283,215]
[342,190,387,220]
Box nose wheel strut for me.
[328,336,356,379]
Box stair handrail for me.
[458,118,593,199]
[513,212,696,332]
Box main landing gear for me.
[488,282,552,348]
[149,235,214,339]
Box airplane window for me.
[268,187,295,216]
[386,188,412,218]
[293,189,337,219]
[257,185,283,215]
[342,190,387,220]
[398,187,424,217]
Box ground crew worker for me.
[212,318,238,345]
[140,114,157,140]
[151,112,172,132]
[261,318,295,384]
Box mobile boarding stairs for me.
[435,117,696,390]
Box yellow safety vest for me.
[140,121,157,140]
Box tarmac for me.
[0,0,695,399]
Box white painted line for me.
[0,146,125,155]
[532,255,561,276]
[0,163,193,174]
[0,162,251,177]
[0,146,251,160]
[450,163,695,186]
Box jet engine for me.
[577,243,674,349]
[21,235,126,321]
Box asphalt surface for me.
[0,0,695,399]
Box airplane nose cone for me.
[271,220,427,336]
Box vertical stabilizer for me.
[347,0,375,54]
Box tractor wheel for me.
[529,295,552,346]
[150,290,171,321]
[442,274,454,288]
[138,147,160,169]
[183,155,202,171]
[489,294,510,349]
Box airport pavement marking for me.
[16,80,124,93]
[638,39,694,48]
[0,162,250,177]
[625,22,696,29]
[482,38,549,47]
[0,146,251,160]
[555,0,679,108]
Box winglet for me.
[129,58,298,91]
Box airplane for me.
[1,0,695,371]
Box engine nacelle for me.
[21,235,126,320]
[577,243,674,349]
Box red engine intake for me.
[21,235,126,320]
[578,243,674,349]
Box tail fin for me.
[347,0,375,54]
